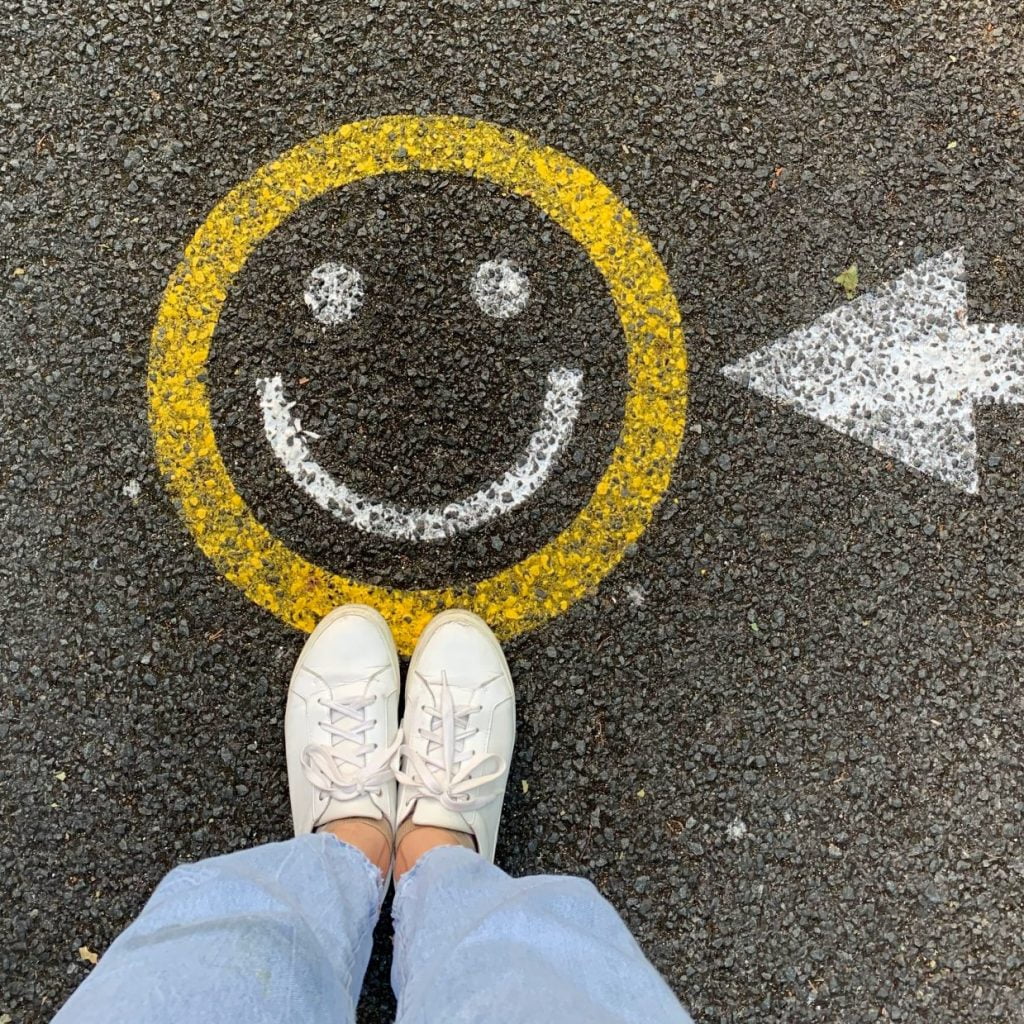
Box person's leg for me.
[390,609,692,1023]
[52,833,383,1024]
[392,846,692,1024]
[53,604,404,1024]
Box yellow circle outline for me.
[148,115,687,654]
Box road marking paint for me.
[148,115,687,653]
[257,367,584,541]
[470,258,530,319]
[304,261,365,325]
[726,818,748,841]
[723,249,1024,494]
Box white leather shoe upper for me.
[285,605,400,836]
[396,609,516,862]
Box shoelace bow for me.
[394,670,505,812]
[301,667,401,801]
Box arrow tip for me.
[720,360,748,384]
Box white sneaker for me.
[395,609,516,862]
[285,605,401,840]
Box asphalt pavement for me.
[3,2,1024,1021]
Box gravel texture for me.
[2,2,1023,1022]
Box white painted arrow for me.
[722,250,1024,493]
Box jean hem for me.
[315,832,387,900]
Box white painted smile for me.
[253,257,584,542]
[257,367,584,542]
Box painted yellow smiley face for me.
[148,115,687,654]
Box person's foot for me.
[285,605,401,877]
[394,610,515,878]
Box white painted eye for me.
[304,261,364,325]
[470,258,530,319]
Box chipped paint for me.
[304,261,365,325]
[148,115,687,653]
[470,258,531,319]
[258,367,583,541]
[723,250,1024,493]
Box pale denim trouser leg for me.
[392,846,693,1024]
[52,836,693,1024]
[51,833,383,1024]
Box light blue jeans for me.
[52,833,692,1023]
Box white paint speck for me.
[470,259,530,319]
[722,250,1024,493]
[257,367,583,542]
[726,817,747,841]
[122,479,140,499]
[304,261,364,325]
[626,584,646,607]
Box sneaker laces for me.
[301,667,401,801]
[394,670,505,812]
